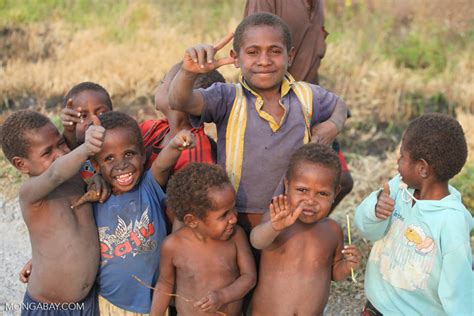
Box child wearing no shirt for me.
[151,163,256,316]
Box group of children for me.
[1,12,472,316]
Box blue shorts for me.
[21,286,98,316]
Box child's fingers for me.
[383,182,390,196]
[186,47,198,63]
[91,114,101,126]
[204,46,215,64]
[194,296,208,307]
[213,32,234,50]
[215,56,236,68]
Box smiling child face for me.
[232,25,294,95]
[94,127,145,195]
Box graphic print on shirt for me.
[98,207,156,265]
[369,208,436,291]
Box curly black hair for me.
[404,113,467,181]
[63,81,113,110]
[98,111,144,152]
[167,163,232,221]
[286,143,341,189]
[233,12,292,54]
[1,110,52,162]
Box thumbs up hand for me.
[84,115,105,156]
[375,182,395,220]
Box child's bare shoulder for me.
[314,218,343,235]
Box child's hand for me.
[341,244,361,271]
[71,175,111,208]
[375,182,394,220]
[182,32,235,74]
[169,130,195,151]
[269,195,303,231]
[195,291,223,313]
[61,99,82,132]
[19,259,32,283]
[84,115,105,156]
[311,120,338,145]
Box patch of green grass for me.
[451,163,474,215]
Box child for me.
[355,113,472,315]
[61,81,113,150]
[91,111,194,314]
[140,63,225,170]
[150,163,256,316]
[0,110,105,314]
[249,143,361,315]
[168,12,348,230]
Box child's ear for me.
[284,177,289,194]
[12,156,30,175]
[418,159,431,178]
[288,47,296,67]
[183,214,198,228]
[90,158,100,173]
[230,49,239,68]
[334,184,342,201]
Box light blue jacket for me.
[355,174,473,316]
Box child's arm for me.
[150,129,195,187]
[195,226,256,313]
[438,218,473,314]
[150,237,176,316]
[168,33,234,116]
[311,98,348,145]
[354,181,394,241]
[20,117,105,206]
[329,221,361,281]
[250,195,303,250]
[60,98,82,149]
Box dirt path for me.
[0,196,30,316]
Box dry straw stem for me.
[132,275,228,316]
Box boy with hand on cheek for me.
[1,110,105,314]
[250,143,360,315]
[151,163,256,316]
[91,111,195,314]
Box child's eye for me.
[271,49,282,55]
[104,156,113,162]
[247,50,257,55]
[297,188,307,193]
[41,150,51,157]
[124,151,135,158]
[319,192,330,197]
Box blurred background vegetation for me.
[0,0,473,212]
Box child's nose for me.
[258,53,272,66]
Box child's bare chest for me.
[174,238,239,289]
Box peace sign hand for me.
[182,32,235,74]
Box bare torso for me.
[251,219,341,316]
[22,175,99,303]
[172,227,243,316]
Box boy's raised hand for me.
[61,98,82,132]
[84,115,105,156]
[375,182,394,220]
[182,32,235,74]
[269,195,303,231]
[169,129,195,151]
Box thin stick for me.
[132,275,228,315]
[346,215,357,283]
